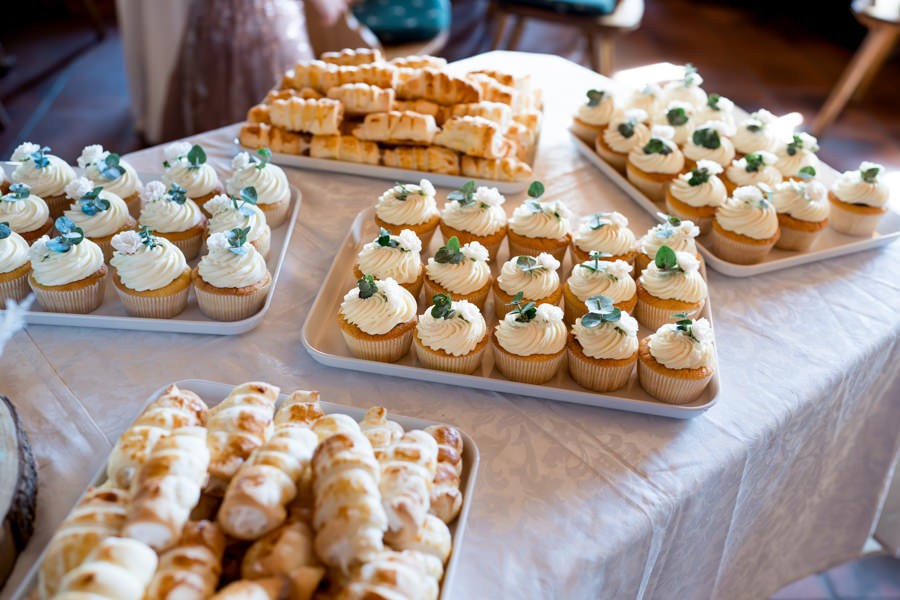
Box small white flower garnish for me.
[614,312,640,337]
[536,252,561,272]
[696,119,733,137]
[638,83,660,97]
[11,142,40,162]
[111,230,143,255]
[164,141,192,163]
[231,152,251,171]
[794,132,819,153]
[690,317,714,344]
[733,185,766,204]
[535,303,564,322]
[650,125,675,141]
[461,240,489,262]
[859,160,883,176]
[396,229,422,253]
[752,109,777,125]
[417,179,436,198]
[203,194,233,216]
[604,259,633,280]
[582,211,628,229]
[28,235,51,261]
[65,177,95,200]
[674,251,700,272]
[472,186,504,207]
[542,199,573,221]
[78,144,108,169]
[206,231,230,252]
[695,159,724,176]
[665,100,694,115]
[803,180,827,203]
[623,108,648,123]
[141,181,167,204]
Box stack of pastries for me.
[238,48,541,182]
[37,381,466,600]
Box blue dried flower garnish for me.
[98,153,125,180]
[47,216,85,252]
[166,183,188,204]
[79,187,110,216]
[3,183,30,202]
[0,222,11,239]
[29,146,51,168]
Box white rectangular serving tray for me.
[302,208,720,419]
[571,128,900,277]
[11,378,479,600]
[2,184,302,335]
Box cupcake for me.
[28,217,107,313]
[138,181,207,260]
[0,166,8,194]
[226,148,292,228]
[772,177,829,251]
[625,83,662,116]
[594,109,651,173]
[507,181,572,263]
[635,214,701,274]
[492,295,566,384]
[10,143,76,218]
[637,315,715,404]
[62,177,137,261]
[664,160,727,235]
[682,121,735,169]
[191,228,272,321]
[710,185,780,264]
[413,294,489,374]
[109,228,192,318]
[0,183,53,243]
[204,189,271,260]
[338,274,418,362]
[626,126,685,204]
[569,212,636,267]
[652,101,696,146]
[696,93,736,133]
[374,180,441,248]
[0,224,31,302]
[354,227,424,296]
[161,142,223,209]
[567,295,639,392]
[661,64,707,110]
[77,144,144,217]
[828,161,891,237]
[731,110,778,157]
[423,237,492,310]
[635,246,707,330]
[493,252,561,320]
[439,181,507,258]
[572,88,617,143]
[724,151,782,194]
[563,254,636,326]
[774,133,819,180]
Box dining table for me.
[1,52,899,600]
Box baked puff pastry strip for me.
[377,431,438,546]
[241,519,321,580]
[144,520,226,600]
[467,69,533,94]
[359,407,404,451]
[268,97,344,135]
[335,550,441,600]
[387,513,452,566]
[381,146,461,176]
[448,101,513,130]
[310,135,381,165]
[54,536,158,600]
[424,425,464,524]
[466,73,516,106]
[334,63,399,90]
[461,155,533,182]
[281,60,336,92]
[389,56,448,70]
[433,116,508,159]
[352,111,439,146]
[239,123,310,156]
[326,83,395,116]
[321,48,384,66]
[397,69,481,105]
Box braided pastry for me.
[381,146,460,175]
[397,69,481,105]
[144,520,226,600]
[268,97,343,135]
[310,135,381,165]
[54,537,157,600]
[424,425,464,524]
[352,111,439,146]
[376,431,438,544]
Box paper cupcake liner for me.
[252,227,272,262]
[161,233,204,261]
[637,359,712,404]
[30,276,106,313]
[506,238,568,264]
[423,278,489,311]
[44,194,71,220]
[259,200,292,229]
[340,326,414,362]
[625,166,667,204]
[114,285,190,319]
[664,198,713,236]
[709,228,776,265]
[571,119,604,144]
[194,282,270,321]
[123,192,141,219]
[0,272,31,302]
[828,203,884,237]
[593,141,627,173]
[413,335,486,374]
[492,346,564,384]
[635,297,703,331]
[567,349,635,392]
[775,225,821,252]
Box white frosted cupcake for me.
[492,298,567,384]
[204,190,271,260]
[493,252,561,320]
[626,126,685,204]
[636,214,701,274]
[682,121,735,168]
[732,109,778,157]
[138,181,207,260]
[711,185,780,264]
[724,151,782,193]
[507,181,572,263]
[161,142,223,209]
[635,246,707,330]
[638,316,715,404]
[661,64,707,109]
[0,224,31,302]
[570,211,637,265]
[563,255,636,326]
[354,227,424,296]
[62,177,137,261]
[0,183,52,243]
[595,109,651,173]
[338,275,418,362]
[625,83,663,116]
[696,93,736,133]
[774,133,819,180]
[375,180,441,248]
[652,101,696,146]
[0,165,7,194]
[439,182,507,258]
[572,88,617,143]
[192,229,271,321]
[567,295,640,392]
[413,294,489,374]
[828,161,891,237]
[423,237,492,310]
[77,144,143,216]
[664,160,727,235]
[28,217,107,313]
[226,149,292,228]
[110,229,191,318]
[10,143,76,218]
[772,178,830,251]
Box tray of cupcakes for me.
[302,179,719,419]
[0,141,301,334]
[569,65,899,277]
[12,378,478,600]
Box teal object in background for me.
[502,0,617,16]
[352,0,451,44]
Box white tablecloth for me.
[2,52,899,600]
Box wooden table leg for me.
[491,11,510,49]
[506,15,526,50]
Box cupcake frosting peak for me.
[623,108,649,123]
[65,176,97,200]
[141,181,167,203]
[831,161,890,208]
[199,229,268,289]
[340,276,417,335]
[164,141,193,163]
[509,198,572,240]
[77,144,108,169]
[650,125,675,141]
[495,300,566,356]
[694,160,723,176]
[648,317,715,370]
[417,297,487,356]
[11,142,42,162]
[29,232,104,287]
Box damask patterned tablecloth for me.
[2,53,899,600]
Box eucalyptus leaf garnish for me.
[166,183,188,205]
[643,138,672,156]
[586,89,606,107]
[577,250,612,273]
[653,245,682,272]
[78,187,109,216]
[588,212,608,230]
[687,166,712,186]
[580,294,622,329]
[797,166,816,180]
[666,107,689,127]
[673,311,700,343]
[617,120,636,138]
[3,183,30,201]
[186,144,207,168]
[0,222,10,240]
[98,153,125,180]
[527,180,545,199]
[682,63,699,86]
[47,216,85,252]
[746,121,763,133]
[506,290,537,323]
[744,153,765,173]
[707,93,721,110]
[357,274,378,299]
[27,146,51,168]
[692,127,721,150]
[434,236,466,264]
[255,147,272,170]
[785,134,805,157]
[448,180,477,206]
[375,227,401,249]
[229,186,258,217]
[861,165,880,184]
[225,226,251,255]
[394,182,413,201]
[515,255,545,273]
[430,293,458,320]
[138,225,160,249]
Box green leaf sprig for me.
[586,89,607,107]
[98,153,125,180]
[225,226,251,255]
[515,255,546,273]
[673,312,701,343]
[744,153,765,173]
[186,144,207,168]
[785,134,805,157]
[78,187,110,216]
[691,127,721,150]
[861,165,881,184]
[430,293,463,320]
[27,146,51,168]
[255,148,272,170]
[357,274,379,299]
[654,245,683,273]
[138,225,160,249]
[580,294,622,329]
[588,212,610,230]
[687,166,712,186]
[682,63,699,87]
[578,250,612,273]
[706,93,721,110]
[230,186,258,217]
[448,180,477,207]
[434,236,465,264]
[506,291,537,323]
[527,180,545,199]
[375,227,401,249]
[617,119,636,139]
[666,107,690,127]
[3,183,31,202]
[643,138,672,156]
[797,166,816,180]
[393,182,413,201]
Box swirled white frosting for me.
[662,72,707,109]
[639,251,707,303]
[29,235,104,286]
[576,90,616,125]
[573,212,636,256]
[508,199,572,240]
[0,191,49,233]
[204,194,268,243]
[357,229,423,285]
[626,83,662,115]
[79,145,142,199]
[669,161,727,208]
[653,101,696,145]
[639,218,699,257]
[375,180,439,226]
[417,299,487,356]
[628,135,684,175]
[715,186,779,239]
[197,231,268,288]
[340,277,417,335]
[772,180,829,222]
[495,303,566,356]
[64,190,132,238]
[683,122,736,166]
[441,186,507,237]
[11,152,76,198]
[603,110,651,154]
[110,232,188,291]
[726,153,782,188]
[497,253,560,299]
[696,95,736,131]
[568,259,635,303]
[226,153,291,206]
[774,133,819,177]
[162,145,220,198]
[0,230,29,274]
[648,318,715,370]
[573,312,639,360]
[732,110,777,155]
[139,181,205,233]
[831,162,890,208]
[425,240,490,294]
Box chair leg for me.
[853,27,899,101]
[506,16,526,50]
[491,11,510,50]
[585,29,599,72]
[599,34,615,76]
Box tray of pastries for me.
[237,48,543,193]
[12,379,478,600]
